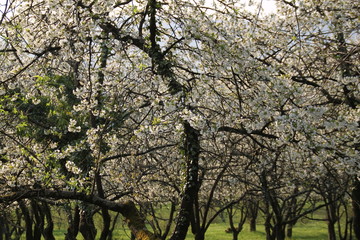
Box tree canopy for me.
[0,0,359,240]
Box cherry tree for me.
[0,0,359,240]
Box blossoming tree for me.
[0,0,359,240]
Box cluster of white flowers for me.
[67,119,81,132]
[65,160,82,175]
[86,127,102,156]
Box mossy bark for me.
[122,201,161,240]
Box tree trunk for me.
[42,202,55,240]
[121,201,161,240]
[274,224,285,240]
[19,201,33,240]
[79,207,97,240]
[108,212,120,240]
[250,217,257,232]
[95,172,111,240]
[0,213,10,240]
[353,180,360,240]
[194,229,205,240]
[65,205,80,240]
[99,207,111,240]
[328,221,337,240]
[161,201,176,240]
[327,201,337,240]
[232,231,240,240]
[286,187,298,239]
[14,208,24,240]
[286,223,293,239]
[265,214,272,240]
[31,201,44,240]
[0,214,4,240]
[247,200,258,232]
[169,121,200,240]
[226,205,246,240]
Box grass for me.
[17,203,339,240]
[200,223,267,240]
[197,220,329,240]
[46,214,330,240]
[291,219,329,240]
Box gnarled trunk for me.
[169,121,200,240]
[122,201,161,240]
[79,207,97,240]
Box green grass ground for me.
[48,217,329,240]
[194,220,329,240]
[20,203,337,240]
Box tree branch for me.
[218,126,278,139]
[0,189,161,240]
[100,143,176,163]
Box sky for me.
[243,0,278,15]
